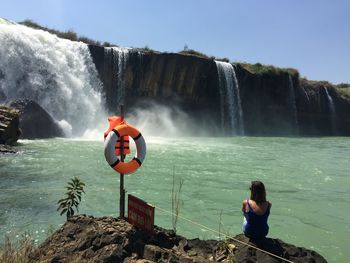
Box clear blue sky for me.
[1,0,349,84]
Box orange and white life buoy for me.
[104,116,131,155]
[104,123,146,174]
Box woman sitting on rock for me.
[242,181,271,240]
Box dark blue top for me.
[243,199,270,239]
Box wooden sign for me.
[127,194,154,233]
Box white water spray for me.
[324,87,337,135]
[105,47,130,107]
[128,103,195,137]
[288,75,299,134]
[0,20,107,137]
[215,61,244,135]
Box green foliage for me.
[0,234,34,263]
[238,62,299,76]
[171,166,184,234]
[57,177,85,220]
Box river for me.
[0,136,349,262]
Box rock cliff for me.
[8,99,64,139]
[88,45,350,136]
[0,105,20,149]
[89,46,221,135]
[30,215,327,263]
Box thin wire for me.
[154,205,294,263]
[0,188,293,262]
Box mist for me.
[127,102,214,138]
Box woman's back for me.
[242,181,271,239]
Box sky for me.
[1,0,349,84]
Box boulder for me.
[8,99,63,139]
[30,215,327,263]
[0,105,21,145]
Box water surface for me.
[0,137,349,262]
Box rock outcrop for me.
[88,45,350,136]
[0,105,20,147]
[8,99,64,139]
[30,215,327,263]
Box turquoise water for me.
[0,137,349,262]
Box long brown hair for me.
[250,181,267,204]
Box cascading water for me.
[215,61,244,135]
[105,47,130,107]
[0,20,106,137]
[288,75,299,134]
[324,87,337,135]
[301,86,310,102]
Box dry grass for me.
[336,87,350,100]
[0,235,35,263]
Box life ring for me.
[104,123,146,174]
[103,116,131,155]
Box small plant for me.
[57,177,85,220]
[218,238,236,263]
[171,166,184,233]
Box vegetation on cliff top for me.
[238,62,299,76]
[300,78,350,101]
[18,19,349,94]
[20,20,116,47]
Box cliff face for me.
[88,45,350,136]
[89,45,221,134]
[296,79,350,136]
[235,65,300,136]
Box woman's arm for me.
[242,200,247,213]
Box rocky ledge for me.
[0,105,20,154]
[30,215,327,263]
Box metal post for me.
[119,105,125,218]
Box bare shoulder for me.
[242,200,247,205]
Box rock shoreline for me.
[30,215,327,263]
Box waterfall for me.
[324,87,337,135]
[105,47,130,108]
[0,20,105,137]
[215,61,244,135]
[302,86,310,103]
[288,75,299,134]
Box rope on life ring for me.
[104,123,146,174]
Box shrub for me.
[57,177,85,220]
